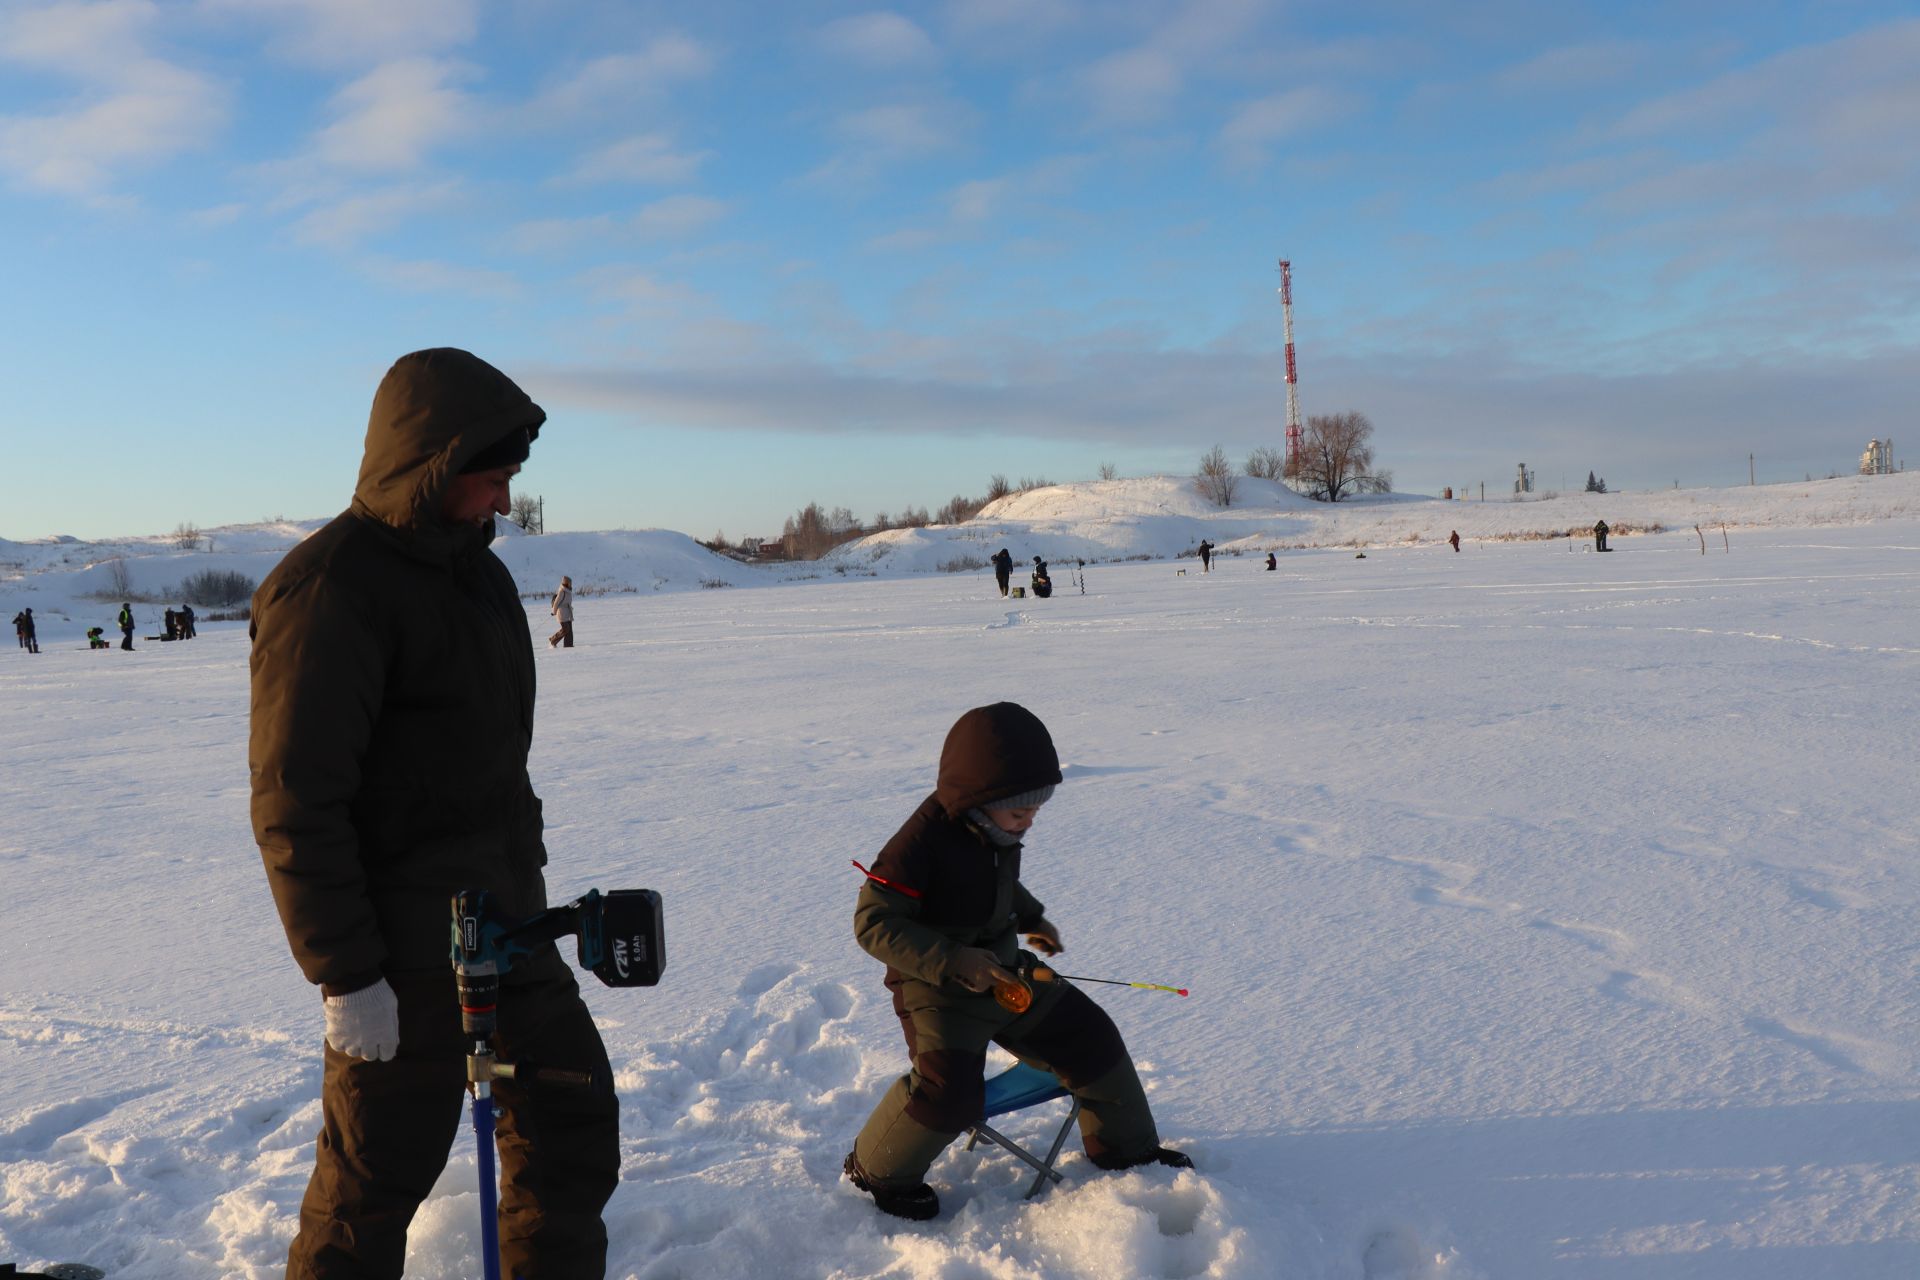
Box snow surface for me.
[3,485,1919,1279]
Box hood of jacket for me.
[350,348,546,542]
[934,702,1062,819]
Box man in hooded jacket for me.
[844,702,1188,1219]
[249,348,618,1279]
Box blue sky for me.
[3,0,1915,540]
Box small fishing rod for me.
[1033,966,1188,996]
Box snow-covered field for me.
[3,515,1918,1278]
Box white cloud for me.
[0,1,226,199]
[530,36,714,122]
[199,0,478,68]
[838,102,956,154]
[357,253,520,299]
[504,214,621,254]
[806,99,971,187]
[561,133,708,187]
[289,180,464,247]
[632,194,731,239]
[1217,86,1357,168]
[817,12,938,68]
[1071,0,1268,128]
[943,0,1078,43]
[311,58,475,172]
[1079,47,1180,127]
[1494,41,1647,94]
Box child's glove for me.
[1025,919,1063,956]
[949,947,1018,993]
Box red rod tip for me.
[1176,989,1189,996]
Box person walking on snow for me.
[549,575,574,648]
[991,547,1014,598]
[1448,530,1460,552]
[1197,540,1213,572]
[118,603,135,650]
[1593,519,1610,552]
[249,348,618,1280]
[180,605,196,638]
[13,608,38,653]
[843,702,1190,1221]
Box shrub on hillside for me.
[181,569,257,606]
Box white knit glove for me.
[324,977,401,1061]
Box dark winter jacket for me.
[853,704,1062,998]
[991,549,1013,578]
[249,348,550,994]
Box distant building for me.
[1860,439,1895,475]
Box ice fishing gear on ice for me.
[451,887,665,1280]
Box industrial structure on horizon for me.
[1278,258,1303,475]
[1860,439,1896,475]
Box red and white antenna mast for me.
[1278,258,1303,476]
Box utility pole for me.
[1749,453,1755,485]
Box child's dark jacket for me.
[853,703,1063,1000]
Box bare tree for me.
[1291,411,1393,502]
[172,522,202,550]
[986,474,1012,502]
[509,493,543,533]
[1016,475,1050,491]
[782,502,831,559]
[1244,447,1286,481]
[1098,462,1118,481]
[1194,444,1238,507]
[709,529,731,550]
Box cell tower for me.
[1278,259,1303,475]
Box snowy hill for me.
[0,519,773,649]
[828,471,1920,573]
[8,472,1920,647]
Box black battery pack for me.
[579,888,665,987]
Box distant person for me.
[14,608,39,653]
[1593,519,1610,552]
[549,575,574,648]
[248,347,617,1278]
[991,547,1014,597]
[1197,540,1213,573]
[11,609,28,650]
[1448,530,1460,553]
[1030,556,1052,600]
[87,626,110,650]
[164,607,179,640]
[180,605,196,638]
[1265,552,1276,571]
[118,603,135,650]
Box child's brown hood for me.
[934,702,1062,818]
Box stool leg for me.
[1026,1099,1080,1199]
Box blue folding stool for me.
[966,1062,1082,1199]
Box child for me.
[87,627,110,649]
[844,702,1189,1219]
